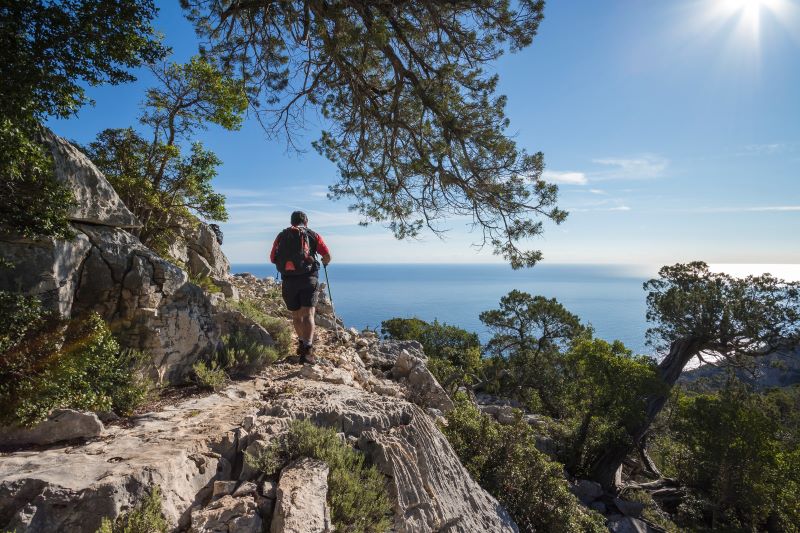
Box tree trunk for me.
[589,337,700,491]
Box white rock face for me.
[0,379,264,532]
[0,410,103,448]
[270,458,331,533]
[42,129,140,228]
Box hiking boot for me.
[300,345,316,365]
[295,339,305,356]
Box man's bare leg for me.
[300,306,316,346]
[291,309,306,344]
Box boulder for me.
[263,379,517,533]
[0,232,91,317]
[0,410,103,448]
[614,497,645,518]
[191,495,261,533]
[42,129,139,228]
[571,479,604,504]
[0,379,264,532]
[392,350,453,413]
[271,458,332,533]
[1,222,219,383]
[168,222,230,280]
[608,515,653,533]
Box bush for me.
[97,485,168,533]
[246,419,392,533]
[441,394,605,533]
[227,299,293,357]
[217,331,279,376]
[0,294,154,426]
[654,382,800,532]
[381,317,484,389]
[189,273,221,294]
[192,361,226,391]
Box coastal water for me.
[232,263,655,355]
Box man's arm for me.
[316,234,332,265]
[269,233,281,263]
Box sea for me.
[232,263,660,355]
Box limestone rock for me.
[168,222,231,280]
[1,222,219,383]
[571,479,604,504]
[0,410,103,448]
[392,349,453,414]
[42,129,139,228]
[191,494,261,533]
[261,379,517,533]
[0,379,263,532]
[270,458,331,533]
[0,232,91,317]
[614,497,645,518]
[608,515,653,533]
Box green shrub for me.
[192,361,226,391]
[97,486,168,533]
[227,299,293,357]
[189,273,221,293]
[0,295,154,426]
[247,419,392,533]
[654,382,800,532]
[441,394,605,533]
[217,331,279,376]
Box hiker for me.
[269,211,331,363]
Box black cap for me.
[291,211,308,226]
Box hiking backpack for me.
[274,226,318,276]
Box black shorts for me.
[281,274,319,311]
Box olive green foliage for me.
[561,339,663,477]
[183,0,564,268]
[479,290,592,417]
[85,56,247,255]
[1,0,164,238]
[588,262,800,489]
[189,273,222,294]
[247,419,392,533]
[645,262,800,358]
[0,118,75,238]
[654,381,800,532]
[217,331,279,377]
[96,486,168,533]
[380,317,482,390]
[0,293,153,426]
[227,298,293,357]
[442,395,605,533]
[192,361,226,392]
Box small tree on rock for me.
[85,56,247,255]
[590,261,800,490]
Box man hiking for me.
[270,211,331,363]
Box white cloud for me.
[589,189,607,195]
[609,205,632,211]
[694,205,800,213]
[591,154,669,180]
[542,170,588,185]
[741,143,788,156]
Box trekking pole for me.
[322,263,342,343]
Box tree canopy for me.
[0,0,165,238]
[181,0,564,267]
[85,56,247,254]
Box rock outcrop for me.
[42,130,140,228]
[167,221,231,281]
[0,131,228,383]
[270,458,332,533]
[0,333,519,533]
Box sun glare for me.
[702,0,795,48]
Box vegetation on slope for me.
[246,419,392,533]
[0,292,153,427]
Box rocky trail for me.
[0,327,518,533]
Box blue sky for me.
[49,0,800,266]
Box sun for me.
[704,0,793,46]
